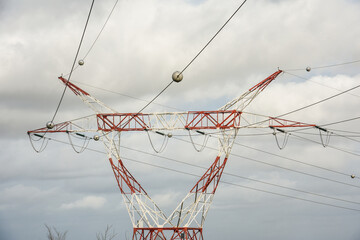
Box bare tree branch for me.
[45,224,67,240]
[96,225,117,240]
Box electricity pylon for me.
[29,70,320,239]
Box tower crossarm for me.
[236,112,318,130]
[219,70,283,111]
[58,76,118,114]
[27,115,99,135]
[96,110,242,132]
[268,117,316,128]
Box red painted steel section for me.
[190,155,228,194]
[248,70,282,92]
[133,227,203,240]
[185,110,241,130]
[269,117,316,128]
[96,111,242,132]
[97,113,150,132]
[109,158,147,194]
[27,122,71,134]
[58,76,90,96]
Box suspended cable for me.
[322,116,360,127]
[278,76,360,119]
[82,0,119,61]
[220,180,360,212]
[283,71,360,99]
[51,0,95,123]
[233,141,354,178]
[67,132,91,153]
[240,78,360,131]
[28,133,49,153]
[38,136,360,211]
[178,0,248,76]
[145,130,169,153]
[284,59,360,72]
[64,0,120,77]
[187,129,210,152]
[271,128,290,150]
[173,136,360,187]
[120,0,249,122]
[122,157,360,212]
[73,80,183,111]
[291,133,360,157]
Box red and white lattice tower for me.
[28,70,317,239]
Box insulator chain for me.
[187,130,210,152]
[67,132,91,153]
[272,128,290,150]
[318,129,332,147]
[28,133,49,153]
[146,130,169,154]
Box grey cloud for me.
[1,0,360,239]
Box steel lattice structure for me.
[28,69,324,239]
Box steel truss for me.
[28,70,320,239]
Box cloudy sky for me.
[1,0,360,239]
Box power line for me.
[35,110,360,182]
[322,116,360,127]
[122,157,360,212]
[290,133,360,157]
[239,75,360,130]
[178,0,248,75]
[82,0,119,60]
[118,146,360,205]
[121,156,360,212]
[35,136,360,212]
[73,80,183,111]
[277,75,360,119]
[283,71,360,99]
[51,0,95,123]
[126,0,249,117]
[284,59,360,72]
[233,141,355,178]
[65,0,120,77]
[172,136,360,187]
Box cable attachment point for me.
[172,71,183,83]
[46,121,55,129]
[188,129,210,152]
[67,132,90,153]
[316,125,331,147]
[146,130,169,153]
[28,132,49,153]
[271,127,290,150]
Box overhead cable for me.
[65,0,120,77]
[127,0,249,118]
[284,59,360,72]
[51,0,95,123]
[178,0,248,76]
[36,136,360,212]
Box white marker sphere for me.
[351,174,355,179]
[46,121,55,129]
[78,59,84,66]
[93,135,100,141]
[172,71,183,82]
[167,133,173,138]
[306,66,311,72]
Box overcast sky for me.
[1,0,360,239]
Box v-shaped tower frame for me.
[29,70,320,239]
